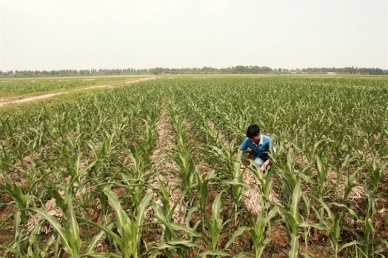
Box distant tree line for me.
[300,67,386,75]
[0,66,387,77]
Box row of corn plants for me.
[148,85,236,257]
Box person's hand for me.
[261,160,270,171]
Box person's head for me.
[246,124,261,143]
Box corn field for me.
[0,76,144,99]
[0,76,387,257]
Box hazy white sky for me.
[1,0,387,70]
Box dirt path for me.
[0,77,155,107]
[145,95,185,224]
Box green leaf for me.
[199,250,232,257]
[31,208,76,255]
[225,226,250,249]
[299,222,326,231]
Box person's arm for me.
[261,136,273,171]
[261,159,270,171]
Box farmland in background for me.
[0,76,147,100]
[0,75,387,257]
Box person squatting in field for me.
[238,124,274,171]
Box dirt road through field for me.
[0,77,155,107]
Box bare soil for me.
[145,94,184,224]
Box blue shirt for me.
[240,134,272,158]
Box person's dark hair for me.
[246,124,260,138]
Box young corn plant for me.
[0,179,33,224]
[140,115,158,162]
[272,147,299,205]
[0,141,12,170]
[205,135,245,224]
[46,154,95,216]
[227,156,278,257]
[0,223,56,258]
[249,159,273,203]
[118,147,151,211]
[31,197,82,257]
[149,199,201,257]
[278,179,302,258]
[315,154,330,201]
[208,140,238,179]
[226,203,279,258]
[307,200,359,258]
[78,188,152,258]
[300,195,312,256]
[196,169,216,219]
[169,106,196,200]
[221,160,247,225]
[200,191,232,257]
[362,158,386,256]
[343,167,363,203]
